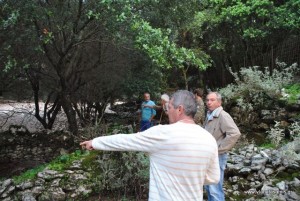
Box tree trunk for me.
[60,94,78,135]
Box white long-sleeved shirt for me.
[92,122,220,201]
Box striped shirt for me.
[92,121,220,201]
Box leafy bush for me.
[266,121,285,147]
[266,121,300,148]
[283,83,300,104]
[221,62,298,105]
[219,62,298,124]
[87,151,149,199]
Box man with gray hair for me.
[204,91,241,201]
[80,90,220,200]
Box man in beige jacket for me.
[204,91,241,201]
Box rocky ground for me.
[1,100,300,200]
[1,141,299,201]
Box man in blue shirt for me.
[140,92,156,131]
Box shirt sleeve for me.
[218,112,241,154]
[92,125,167,153]
[151,101,156,116]
[204,145,220,185]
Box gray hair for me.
[171,90,197,117]
[161,94,169,102]
[208,91,222,102]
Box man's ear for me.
[178,105,184,113]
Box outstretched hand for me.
[80,140,94,150]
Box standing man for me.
[140,92,156,131]
[143,93,170,124]
[204,92,241,201]
[193,88,205,126]
[80,90,220,200]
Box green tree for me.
[190,0,300,87]
[1,0,211,133]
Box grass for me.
[12,149,88,184]
[12,164,47,184]
[259,142,276,149]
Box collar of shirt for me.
[206,106,222,121]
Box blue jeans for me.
[140,120,152,131]
[205,153,228,201]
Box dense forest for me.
[1,0,299,133]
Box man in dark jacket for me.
[204,92,241,201]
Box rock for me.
[259,173,267,181]
[1,185,15,198]
[69,173,88,181]
[289,177,300,187]
[251,157,268,171]
[69,160,82,170]
[17,181,34,190]
[39,188,65,201]
[288,191,300,200]
[243,159,251,166]
[0,179,13,195]
[37,170,63,181]
[51,178,61,187]
[260,150,270,160]
[229,176,239,183]
[263,168,274,176]
[230,155,245,164]
[239,167,252,175]
[22,192,36,201]
[227,162,243,172]
[232,184,239,191]
[31,186,44,196]
[276,181,286,191]
[34,178,45,186]
[233,191,240,196]
[260,185,279,196]
[50,187,66,201]
[247,144,255,151]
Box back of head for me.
[171,90,197,117]
[193,88,204,97]
[161,94,170,102]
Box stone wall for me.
[0,125,75,177]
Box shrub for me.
[266,121,285,147]
[283,83,300,104]
[219,62,298,124]
[221,62,298,105]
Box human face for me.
[167,99,176,124]
[167,99,181,124]
[144,93,150,101]
[206,93,221,112]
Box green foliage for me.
[89,151,149,197]
[266,121,300,149]
[259,142,276,149]
[219,62,298,113]
[48,150,87,171]
[289,122,300,139]
[12,165,46,184]
[284,83,300,104]
[266,121,285,148]
[131,18,210,70]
